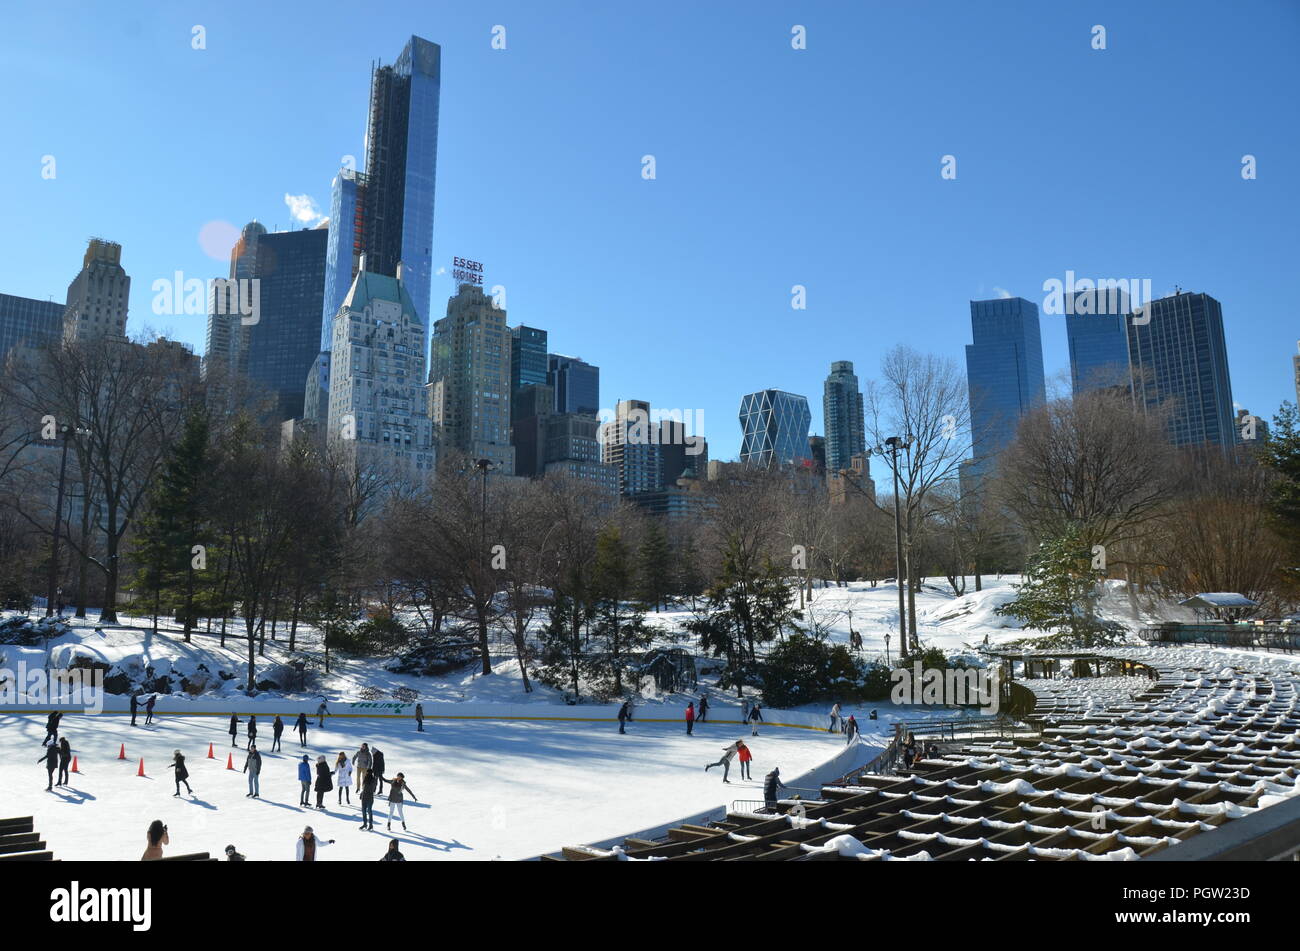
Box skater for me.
[844,714,859,745]
[704,740,742,783]
[741,699,751,725]
[314,754,333,809]
[415,703,424,732]
[352,743,372,791]
[142,820,169,860]
[224,844,246,862]
[169,749,192,797]
[372,746,387,795]
[685,702,695,736]
[145,694,156,725]
[44,710,62,746]
[316,700,328,728]
[246,714,257,750]
[294,712,308,747]
[386,772,417,831]
[698,694,710,723]
[829,702,841,734]
[868,709,878,721]
[296,826,334,861]
[334,752,353,804]
[37,743,57,790]
[359,769,378,831]
[56,737,72,786]
[130,692,139,727]
[272,715,284,752]
[617,701,631,734]
[298,755,312,806]
[748,703,763,736]
[737,740,753,780]
[243,745,262,798]
[379,839,406,862]
[228,713,240,748]
[763,767,786,809]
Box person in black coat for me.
[56,737,72,786]
[415,703,424,733]
[372,748,387,795]
[228,713,240,747]
[272,715,284,752]
[313,755,333,809]
[294,713,308,747]
[44,710,62,746]
[698,694,710,723]
[763,767,786,808]
[145,695,156,725]
[358,769,378,831]
[379,839,406,861]
[169,750,192,797]
[246,715,257,750]
[38,744,58,790]
[130,692,139,727]
[617,701,631,735]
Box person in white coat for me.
[829,702,841,733]
[295,826,334,861]
[704,740,743,783]
[334,752,354,804]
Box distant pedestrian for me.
[704,740,742,783]
[763,767,786,808]
[243,745,262,798]
[698,694,710,723]
[228,713,240,748]
[617,701,631,735]
[844,715,859,745]
[359,769,378,831]
[685,702,695,736]
[246,714,257,750]
[316,701,328,727]
[334,752,353,804]
[294,712,308,747]
[379,839,406,862]
[353,743,372,791]
[272,715,284,752]
[748,704,763,736]
[38,743,57,790]
[829,702,841,733]
[297,755,312,806]
[56,737,71,786]
[737,740,753,780]
[224,844,246,862]
[372,747,387,795]
[386,772,417,831]
[296,826,333,861]
[415,703,424,732]
[314,755,333,809]
[169,749,192,797]
[145,695,156,725]
[129,692,139,727]
[142,820,169,860]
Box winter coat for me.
[353,748,373,770]
[38,746,57,768]
[314,761,333,792]
[387,778,416,803]
[699,697,709,712]
[335,760,354,786]
[360,772,378,803]
[47,711,61,730]
[244,751,262,776]
[247,718,257,736]
[617,703,630,722]
[737,744,752,763]
[228,716,239,736]
[145,697,156,712]
[298,761,312,783]
[415,705,424,721]
[273,717,284,736]
[130,695,139,712]
[830,704,841,718]
[372,751,386,776]
[171,756,189,782]
[763,770,784,802]
[379,849,406,862]
[294,715,308,734]
[718,741,742,763]
[685,705,695,722]
[296,836,330,862]
[58,742,72,767]
[749,707,763,722]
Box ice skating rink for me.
[0,711,860,861]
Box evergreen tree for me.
[1261,402,1300,592]
[588,525,653,696]
[636,520,673,612]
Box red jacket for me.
[737,744,752,763]
[685,705,695,721]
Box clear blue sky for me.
[4,0,1297,460]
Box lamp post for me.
[474,458,496,573]
[883,436,910,659]
[46,424,87,618]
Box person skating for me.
[145,695,156,725]
[415,703,424,732]
[737,740,753,780]
[386,772,417,831]
[685,702,695,736]
[272,715,284,752]
[313,755,333,809]
[334,752,353,804]
[169,749,192,797]
[741,699,751,725]
[748,703,763,736]
[844,714,859,745]
[243,745,262,798]
[294,712,308,747]
[372,746,387,795]
[44,710,62,746]
[829,702,841,734]
[763,767,786,809]
[246,714,257,750]
[352,743,372,791]
[297,755,312,806]
[358,769,378,831]
[129,692,139,727]
[698,694,710,723]
[56,737,72,786]
[617,701,631,734]
[228,713,240,748]
[38,743,57,790]
[224,844,246,861]
[379,839,406,862]
[142,820,169,860]
[704,740,742,783]
[316,700,328,728]
[296,826,333,861]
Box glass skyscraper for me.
[0,293,63,365]
[547,354,600,416]
[1066,289,1131,395]
[965,297,1046,468]
[823,360,865,475]
[510,326,549,393]
[1126,291,1235,449]
[739,389,812,467]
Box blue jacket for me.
[298,761,311,782]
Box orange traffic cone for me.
[137,758,146,777]
[225,753,235,770]
[207,742,215,759]
[118,743,126,760]
[71,756,80,774]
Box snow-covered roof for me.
[1179,593,1258,609]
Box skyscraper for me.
[0,293,63,365]
[317,36,441,404]
[1066,288,1131,395]
[63,238,129,344]
[1126,291,1235,449]
[547,354,600,416]
[965,297,1046,468]
[600,399,662,496]
[823,360,865,475]
[427,283,515,473]
[738,389,812,467]
[204,221,265,387]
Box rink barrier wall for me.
[528,735,881,860]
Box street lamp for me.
[46,423,88,618]
[882,436,910,659]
